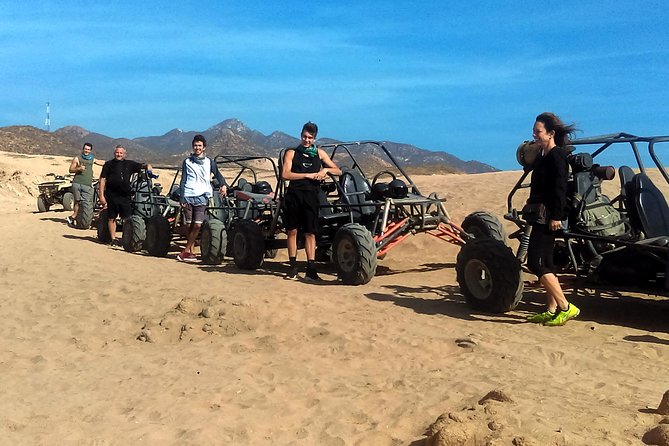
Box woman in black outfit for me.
[526,112,580,326]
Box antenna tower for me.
[45,102,51,132]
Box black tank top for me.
[288,149,322,190]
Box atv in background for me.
[36,173,74,212]
[456,133,669,313]
[227,141,468,284]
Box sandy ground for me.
[1,151,669,445]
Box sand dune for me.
[1,151,669,445]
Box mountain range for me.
[0,119,498,174]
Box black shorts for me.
[106,192,133,220]
[284,187,320,234]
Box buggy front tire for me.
[332,223,377,285]
[456,238,523,313]
[145,215,171,257]
[97,209,112,243]
[461,211,506,242]
[122,215,147,252]
[37,195,49,213]
[201,219,227,265]
[232,220,265,270]
[74,198,94,229]
[62,192,75,211]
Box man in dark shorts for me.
[177,134,227,262]
[99,145,153,246]
[281,122,340,280]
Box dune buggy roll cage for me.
[505,133,669,279]
[274,141,468,256]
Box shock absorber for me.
[517,225,532,261]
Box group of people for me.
[65,115,580,325]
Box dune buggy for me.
[456,133,669,313]
[36,173,74,212]
[94,167,179,254]
[113,157,277,261]
[224,141,470,284]
[198,154,281,265]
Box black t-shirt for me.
[100,158,144,195]
[529,146,569,221]
[287,148,322,191]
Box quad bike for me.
[36,173,74,212]
[456,133,669,313]
[225,141,470,284]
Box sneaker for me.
[543,304,580,326]
[285,266,299,280]
[305,269,322,282]
[177,251,198,263]
[526,310,556,323]
[66,216,74,226]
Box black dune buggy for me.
[456,133,669,313]
[114,157,277,260]
[223,140,471,284]
[95,167,180,255]
[198,154,281,265]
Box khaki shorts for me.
[71,183,93,202]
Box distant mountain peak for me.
[55,126,91,138]
[209,118,248,132]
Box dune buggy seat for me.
[625,173,669,239]
[339,166,376,219]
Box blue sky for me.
[1,1,668,169]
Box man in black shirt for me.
[99,145,153,246]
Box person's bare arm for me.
[69,157,83,173]
[314,148,341,180]
[99,177,107,208]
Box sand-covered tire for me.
[37,195,49,212]
[232,220,265,270]
[462,211,505,242]
[332,223,377,285]
[62,192,75,211]
[74,198,94,229]
[145,215,171,257]
[122,215,146,252]
[201,219,227,265]
[97,209,111,243]
[456,238,523,313]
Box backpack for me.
[578,195,627,237]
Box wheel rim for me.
[464,259,492,300]
[336,236,357,272]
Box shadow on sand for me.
[366,277,669,338]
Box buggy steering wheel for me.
[372,170,396,185]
